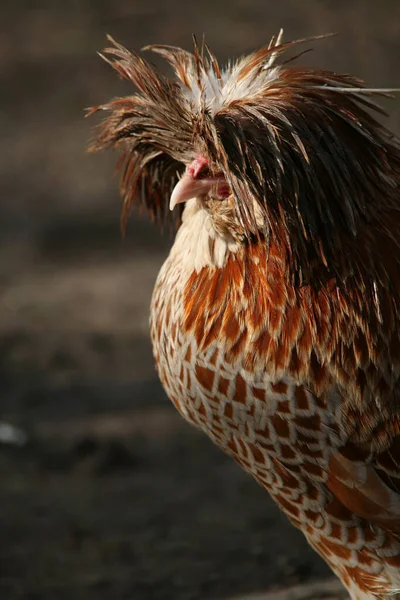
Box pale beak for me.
[169,173,223,211]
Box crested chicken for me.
[88,32,400,599]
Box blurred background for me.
[0,1,399,599]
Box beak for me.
[169,173,222,211]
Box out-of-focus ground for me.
[0,1,399,598]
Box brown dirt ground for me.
[1,1,400,598]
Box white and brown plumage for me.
[88,32,400,599]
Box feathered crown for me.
[88,32,400,279]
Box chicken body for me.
[89,33,400,599]
[150,197,400,600]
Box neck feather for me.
[169,199,240,272]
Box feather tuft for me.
[88,33,400,278]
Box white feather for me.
[169,198,239,272]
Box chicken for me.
[88,32,400,599]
